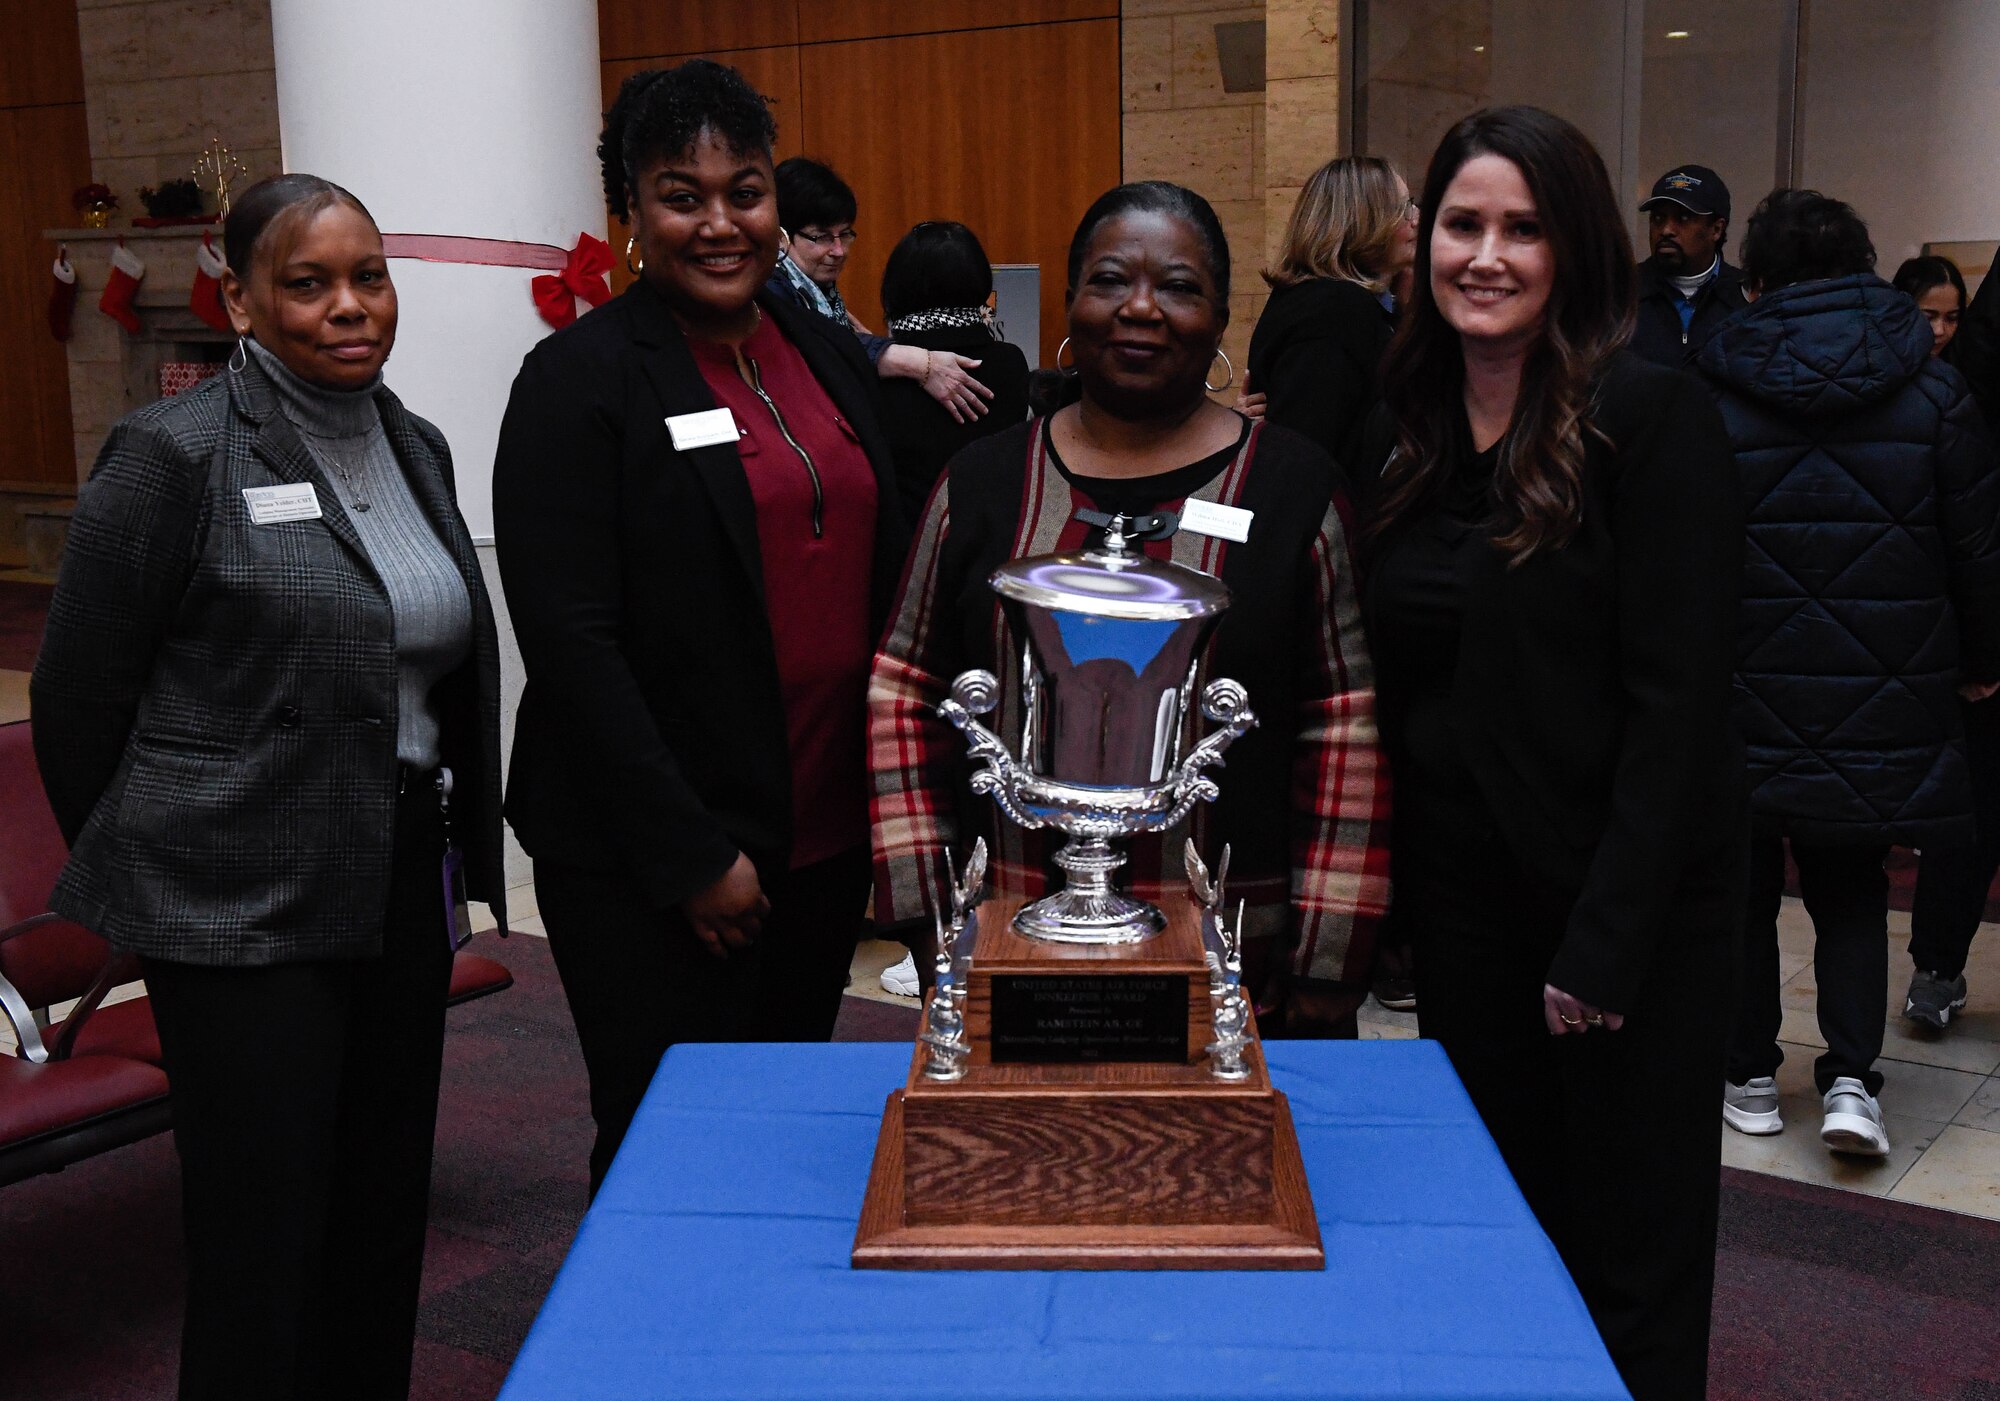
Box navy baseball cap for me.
[1642,165,1730,220]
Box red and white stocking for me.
[47,247,78,341]
[190,232,230,333]
[98,241,145,334]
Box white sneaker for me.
[1820,1076,1890,1158]
[879,951,920,997]
[1723,1077,1783,1135]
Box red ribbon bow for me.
[532,233,614,329]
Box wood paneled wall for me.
[598,1,1121,369]
[0,0,91,488]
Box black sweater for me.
[1246,277,1394,474]
[1360,352,1746,1013]
[877,324,1030,521]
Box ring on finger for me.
[1585,1014,1605,1027]
[1559,1013,1582,1026]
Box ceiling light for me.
[1666,30,1690,38]
[1473,44,1485,52]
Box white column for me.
[268,0,605,541]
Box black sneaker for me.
[1904,969,1969,1030]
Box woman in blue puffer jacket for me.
[1697,189,2000,1161]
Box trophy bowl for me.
[939,516,1257,944]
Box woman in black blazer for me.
[32,175,505,1400]
[492,60,908,1194]
[1360,109,1742,1400]
[1247,155,1416,474]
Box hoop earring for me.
[1204,348,1234,394]
[625,236,643,277]
[1055,337,1077,374]
[227,336,249,373]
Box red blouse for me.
[688,312,878,870]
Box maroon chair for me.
[0,722,171,1185]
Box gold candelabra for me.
[190,137,247,218]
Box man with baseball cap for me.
[1633,164,1749,366]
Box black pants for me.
[537,848,870,1195]
[1405,795,1730,1401]
[1730,837,1888,1095]
[141,781,453,1401]
[1911,694,2000,979]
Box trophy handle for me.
[938,670,1047,831]
[1160,678,1259,830]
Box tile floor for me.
[13,886,2000,1225]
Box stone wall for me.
[1263,0,1342,269]
[1120,0,1268,394]
[76,0,281,206]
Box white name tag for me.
[665,407,742,451]
[1179,498,1253,544]
[242,482,322,524]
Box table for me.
[500,1040,1628,1400]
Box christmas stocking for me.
[47,247,77,341]
[98,241,145,334]
[190,232,230,333]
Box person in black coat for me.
[1630,164,1749,367]
[33,174,505,1400]
[491,61,908,1194]
[874,220,1029,521]
[1893,254,2000,1028]
[1696,191,2000,1154]
[1362,109,1743,1400]
[1247,155,1416,476]
[1952,247,2000,428]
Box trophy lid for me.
[988,514,1231,622]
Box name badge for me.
[665,407,741,451]
[1179,498,1253,544]
[242,482,322,524]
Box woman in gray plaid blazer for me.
[31,175,505,1401]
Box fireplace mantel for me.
[46,225,236,485]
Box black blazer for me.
[32,358,507,964]
[1362,352,1746,1012]
[877,325,1030,520]
[1246,277,1394,473]
[492,281,909,910]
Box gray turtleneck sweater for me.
[248,339,472,769]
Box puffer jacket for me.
[1697,273,2000,845]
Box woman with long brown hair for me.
[1358,106,1742,1398]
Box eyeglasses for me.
[795,227,858,249]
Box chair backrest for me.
[0,722,114,1013]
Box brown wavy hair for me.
[1371,106,1635,566]
[1263,156,1409,293]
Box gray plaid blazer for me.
[31,356,507,964]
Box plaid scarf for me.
[775,250,849,325]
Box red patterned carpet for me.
[5,934,1999,1399]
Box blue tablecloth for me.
[500,1040,1627,1400]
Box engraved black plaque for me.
[989,973,1189,1063]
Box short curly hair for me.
[598,59,778,222]
[1739,188,1876,292]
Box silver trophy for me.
[939,515,1258,945]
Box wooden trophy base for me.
[852,896,1324,1271]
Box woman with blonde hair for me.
[1246,155,1417,473]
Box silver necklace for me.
[298,430,372,512]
